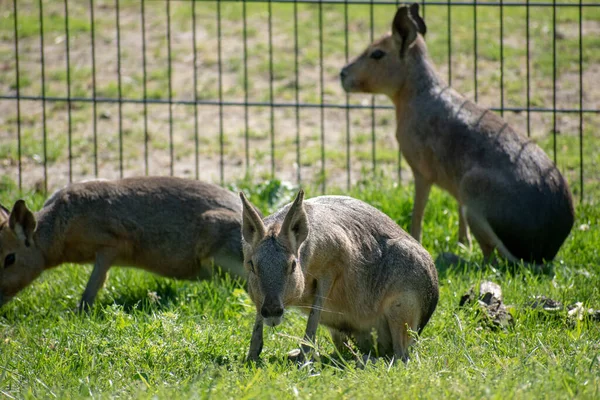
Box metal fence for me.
[1,0,598,201]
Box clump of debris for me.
[459,282,600,329]
[459,281,513,329]
[527,296,600,323]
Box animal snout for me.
[261,301,284,319]
[340,67,348,81]
[340,67,354,92]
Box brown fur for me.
[240,190,439,363]
[0,176,245,309]
[340,4,574,264]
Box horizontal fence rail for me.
[1,0,598,201]
[145,0,600,6]
[1,94,599,114]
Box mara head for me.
[340,3,427,97]
[0,200,45,307]
[239,190,308,327]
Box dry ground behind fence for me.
[0,0,599,198]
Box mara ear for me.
[239,192,266,246]
[391,5,419,57]
[279,189,309,254]
[9,200,37,246]
[409,3,427,38]
[0,203,9,221]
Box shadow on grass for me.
[245,342,406,372]
[98,279,180,314]
[434,251,555,280]
[244,352,357,372]
[96,268,246,315]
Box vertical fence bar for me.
[243,0,250,172]
[578,0,584,202]
[268,0,276,179]
[397,0,402,183]
[90,0,98,177]
[141,0,149,175]
[499,0,504,117]
[319,0,326,192]
[192,0,199,179]
[552,0,557,165]
[13,0,21,190]
[294,0,301,183]
[39,0,48,193]
[526,0,531,137]
[5,0,595,197]
[447,0,452,86]
[217,0,224,184]
[345,0,351,189]
[116,0,123,178]
[370,0,376,176]
[396,0,402,183]
[64,0,73,182]
[166,0,174,176]
[473,0,478,103]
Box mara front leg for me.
[458,203,472,247]
[288,277,333,363]
[79,248,117,311]
[246,313,264,362]
[410,173,432,243]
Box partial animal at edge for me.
[0,176,245,310]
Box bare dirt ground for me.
[0,1,598,196]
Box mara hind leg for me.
[384,294,422,363]
[353,319,393,359]
[466,208,547,273]
[463,205,520,264]
[329,328,351,355]
[348,317,393,363]
[459,170,522,264]
[352,326,391,366]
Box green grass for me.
[1,177,599,399]
[0,1,599,395]
[0,9,91,40]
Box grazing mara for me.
[240,190,438,363]
[340,4,574,265]
[0,176,245,310]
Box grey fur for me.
[241,191,439,363]
[0,176,244,310]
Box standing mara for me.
[341,4,574,265]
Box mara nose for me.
[261,301,284,319]
[340,68,348,80]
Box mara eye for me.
[370,49,386,60]
[4,253,15,268]
[248,260,255,273]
